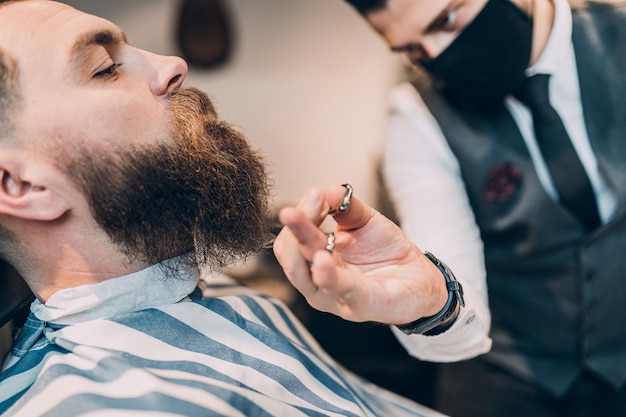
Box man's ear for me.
[0,152,70,221]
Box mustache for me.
[168,87,217,118]
[167,87,221,147]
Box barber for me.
[275,1,626,416]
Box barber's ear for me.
[0,155,70,221]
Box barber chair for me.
[0,260,33,329]
[0,261,32,361]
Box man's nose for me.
[149,53,188,96]
[419,38,447,61]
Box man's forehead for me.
[369,0,455,28]
[0,0,125,109]
[0,1,118,55]
[0,0,76,29]
[385,0,453,15]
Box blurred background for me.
[2,0,439,407]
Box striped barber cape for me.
[0,262,445,417]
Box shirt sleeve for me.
[382,82,492,362]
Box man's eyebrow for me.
[70,29,128,66]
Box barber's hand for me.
[273,185,448,325]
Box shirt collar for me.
[526,0,572,76]
[31,257,200,325]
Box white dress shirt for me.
[384,0,616,362]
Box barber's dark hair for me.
[344,0,387,14]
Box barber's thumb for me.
[326,185,372,231]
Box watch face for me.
[0,261,33,328]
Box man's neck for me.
[30,257,199,326]
[13,224,149,303]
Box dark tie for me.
[514,74,600,230]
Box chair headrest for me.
[0,261,34,328]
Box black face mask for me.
[420,0,533,105]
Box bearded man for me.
[0,1,444,416]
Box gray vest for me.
[411,1,626,396]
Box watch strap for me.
[396,251,465,336]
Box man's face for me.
[365,0,490,63]
[0,0,185,152]
[0,1,271,269]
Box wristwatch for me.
[396,251,465,336]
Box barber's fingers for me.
[276,187,331,255]
[311,249,359,300]
[306,249,373,322]
[295,187,331,225]
[324,185,375,232]
[273,216,320,297]
[276,206,328,261]
[274,188,333,297]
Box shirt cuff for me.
[390,283,492,363]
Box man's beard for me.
[62,87,272,271]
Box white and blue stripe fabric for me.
[0,259,444,416]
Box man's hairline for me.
[0,0,23,147]
[0,0,26,97]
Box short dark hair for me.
[0,47,20,251]
[344,0,387,14]
[0,1,25,142]
[0,1,22,141]
[0,48,19,141]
